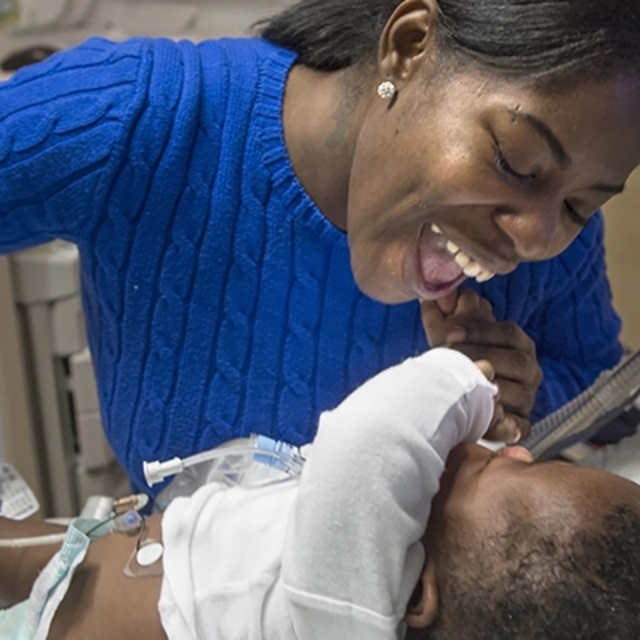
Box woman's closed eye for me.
[493,142,591,227]
[494,145,536,181]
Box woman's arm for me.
[0,38,153,254]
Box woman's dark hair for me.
[256,0,640,79]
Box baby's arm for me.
[0,516,66,603]
[47,514,166,640]
[0,514,166,639]
[280,349,496,638]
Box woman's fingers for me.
[457,345,539,411]
[421,299,453,347]
[472,363,530,443]
[422,290,540,443]
[446,320,536,355]
[435,290,459,316]
[474,358,496,381]
[421,289,495,347]
[485,412,531,443]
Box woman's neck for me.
[283,64,371,231]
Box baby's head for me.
[406,443,640,640]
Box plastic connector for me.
[114,510,143,534]
[144,457,184,487]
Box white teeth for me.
[437,228,496,283]
[454,252,470,269]
[463,263,482,278]
[476,271,495,283]
[446,240,460,255]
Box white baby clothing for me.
[158,349,497,639]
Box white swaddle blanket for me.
[158,349,497,640]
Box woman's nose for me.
[493,202,564,261]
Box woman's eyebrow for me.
[509,109,627,194]
[509,108,570,168]
[588,181,626,195]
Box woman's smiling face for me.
[346,67,640,304]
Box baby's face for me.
[424,443,640,561]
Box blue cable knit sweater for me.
[0,37,622,493]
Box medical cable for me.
[122,513,165,577]
[0,493,149,549]
[523,349,640,460]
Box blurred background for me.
[0,0,290,51]
[603,168,640,350]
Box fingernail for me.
[445,328,466,345]
[502,417,522,444]
[506,429,522,444]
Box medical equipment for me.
[123,515,163,578]
[0,531,67,548]
[0,242,129,519]
[0,492,148,548]
[144,434,306,487]
[145,434,307,513]
[0,459,38,520]
[524,349,640,460]
[145,348,640,506]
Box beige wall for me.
[603,167,640,349]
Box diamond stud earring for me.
[377,80,397,100]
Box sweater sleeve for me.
[0,37,158,252]
[280,349,497,639]
[522,213,624,422]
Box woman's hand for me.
[421,289,542,442]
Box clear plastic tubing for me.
[144,435,305,487]
[0,532,67,548]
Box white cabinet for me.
[3,242,129,517]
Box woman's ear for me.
[378,0,438,85]
[405,555,439,628]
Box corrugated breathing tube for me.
[523,350,640,460]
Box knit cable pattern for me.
[0,37,623,492]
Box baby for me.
[1,349,640,640]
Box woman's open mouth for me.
[416,223,495,298]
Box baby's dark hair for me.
[414,503,640,640]
[256,0,640,80]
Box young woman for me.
[0,0,639,493]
